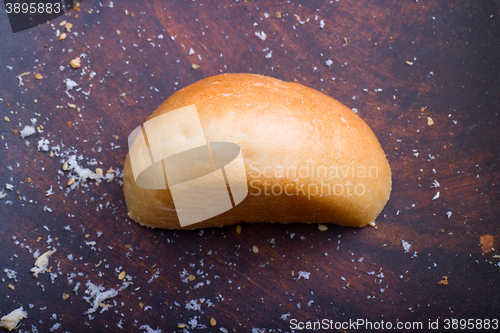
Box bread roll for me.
[123,73,391,229]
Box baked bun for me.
[123,73,391,229]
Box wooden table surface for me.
[0,0,499,332]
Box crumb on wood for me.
[438,276,449,285]
[0,307,28,331]
[480,235,494,253]
[70,57,81,69]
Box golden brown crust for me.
[123,73,391,229]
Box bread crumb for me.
[70,57,81,69]
[62,293,69,300]
[30,248,56,277]
[210,317,216,326]
[59,33,67,41]
[83,280,119,314]
[35,73,43,80]
[255,31,267,41]
[275,12,281,18]
[65,22,73,31]
[8,284,15,290]
[318,224,328,231]
[401,239,411,253]
[191,64,200,69]
[432,191,440,200]
[0,307,27,331]
[19,125,36,138]
[438,276,449,285]
[118,271,126,280]
[252,245,259,253]
[140,325,162,333]
[406,60,414,65]
[480,235,494,253]
[427,117,434,126]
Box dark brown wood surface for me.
[1,0,499,332]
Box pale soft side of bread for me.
[123,73,391,229]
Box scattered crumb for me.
[296,271,311,280]
[0,307,28,331]
[252,245,259,253]
[401,239,411,253]
[406,60,414,65]
[427,117,434,126]
[318,224,328,231]
[438,276,449,285]
[140,325,162,333]
[19,125,36,139]
[118,271,126,280]
[17,72,30,86]
[70,57,81,69]
[480,235,494,253]
[30,248,56,277]
[210,317,216,326]
[59,33,67,41]
[191,64,200,69]
[255,31,267,41]
[83,281,119,314]
[35,73,43,80]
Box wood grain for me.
[0,0,499,332]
